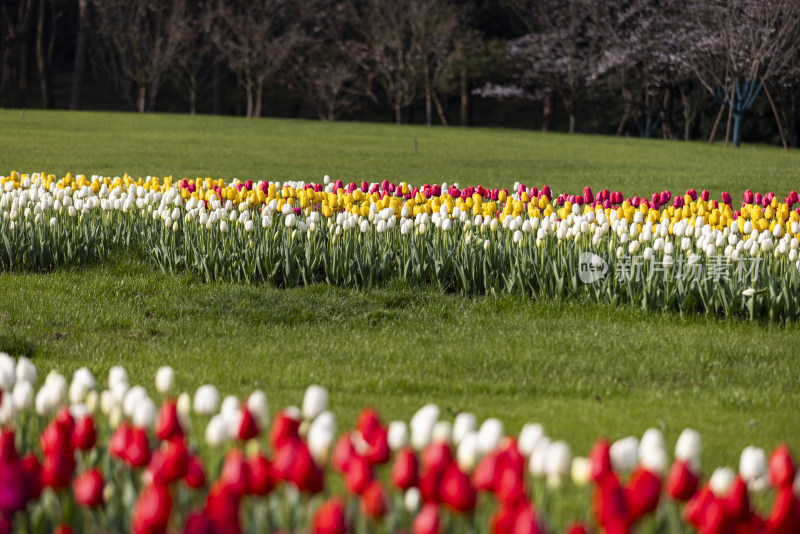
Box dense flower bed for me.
[0,353,799,533]
[2,171,800,319]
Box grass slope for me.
[1,109,799,471]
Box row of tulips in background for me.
[1,352,799,533]
[2,171,800,319]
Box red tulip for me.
[0,451,28,518]
[127,427,152,468]
[131,483,173,534]
[361,481,389,520]
[592,471,628,529]
[237,408,260,441]
[722,476,750,524]
[494,463,526,507]
[71,415,97,451]
[109,422,133,460]
[74,468,104,508]
[272,440,323,494]
[391,448,419,490]
[204,481,242,534]
[269,412,300,449]
[624,467,662,522]
[0,429,17,463]
[155,401,183,441]
[565,522,589,534]
[149,438,189,485]
[54,526,75,534]
[184,456,206,490]
[0,518,11,534]
[219,449,249,499]
[412,503,440,534]
[765,485,800,534]
[246,453,274,496]
[472,450,499,492]
[344,454,373,495]
[312,497,347,534]
[491,502,525,534]
[362,425,390,465]
[513,503,544,534]
[666,460,699,501]
[439,462,476,512]
[685,485,715,529]
[332,434,354,473]
[769,444,796,488]
[182,511,214,534]
[20,453,42,500]
[40,420,70,456]
[589,439,613,483]
[41,449,75,490]
[421,442,453,478]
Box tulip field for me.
[1,110,800,532]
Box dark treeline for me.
[2,0,799,147]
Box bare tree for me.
[407,0,463,126]
[206,0,304,118]
[355,0,421,124]
[509,0,603,133]
[1,0,35,107]
[685,0,800,146]
[69,0,90,110]
[35,0,58,108]
[285,1,375,121]
[169,4,213,115]
[93,0,188,112]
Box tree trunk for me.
[137,83,146,113]
[69,0,88,109]
[569,114,576,134]
[189,86,196,115]
[425,76,432,127]
[542,91,553,132]
[732,111,743,147]
[395,103,402,125]
[148,75,160,112]
[254,81,263,118]
[616,103,631,136]
[709,105,725,144]
[432,91,448,127]
[725,81,736,147]
[212,62,221,115]
[245,80,253,118]
[460,63,468,127]
[35,0,52,108]
[660,86,672,140]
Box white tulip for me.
[432,421,452,443]
[11,380,34,411]
[220,395,240,416]
[15,357,37,385]
[404,487,421,512]
[477,418,504,454]
[457,431,479,472]
[452,413,477,445]
[709,467,736,497]
[194,384,220,415]
[640,446,667,475]
[518,423,545,457]
[69,380,88,404]
[571,457,591,486]
[610,437,639,473]
[410,404,439,450]
[388,421,409,451]
[639,428,665,461]
[133,397,156,429]
[739,446,767,490]
[528,436,551,477]
[108,366,129,390]
[302,385,328,420]
[675,428,702,471]
[242,391,267,427]
[205,414,229,447]
[0,394,15,424]
[123,386,147,417]
[308,411,337,464]
[360,219,370,233]
[545,441,572,487]
[155,366,175,394]
[0,353,15,391]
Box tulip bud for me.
[193,384,220,415]
[477,418,504,455]
[246,390,269,426]
[571,457,591,486]
[611,436,639,473]
[302,385,328,420]
[518,423,544,457]
[155,366,175,395]
[739,446,767,490]
[675,428,702,471]
[387,421,409,451]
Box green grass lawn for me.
[1,109,799,475]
